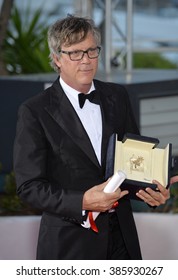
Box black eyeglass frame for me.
[59,46,101,61]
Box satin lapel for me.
[44,79,100,168]
[95,84,115,166]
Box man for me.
[13,15,170,260]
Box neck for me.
[60,76,94,94]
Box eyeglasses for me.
[59,46,101,61]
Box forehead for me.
[62,32,97,49]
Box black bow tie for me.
[78,90,100,108]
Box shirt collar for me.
[59,77,95,107]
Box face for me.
[54,32,99,93]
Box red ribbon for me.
[88,211,99,233]
[112,201,119,209]
[88,202,119,233]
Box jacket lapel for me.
[94,81,115,166]
[44,79,101,168]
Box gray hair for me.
[47,14,101,72]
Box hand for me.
[82,180,128,212]
[136,180,170,207]
[170,175,178,185]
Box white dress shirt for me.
[60,77,102,165]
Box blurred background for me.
[1,0,178,74]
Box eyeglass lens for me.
[70,47,100,60]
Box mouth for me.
[80,69,93,73]
[81,68,92,71]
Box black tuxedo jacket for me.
[13,78,142,260]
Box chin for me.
[81,74,94,82]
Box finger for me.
[148,186,169,199]
[145,187,160,197]
[152,180,164,190]
[96,180,110,191]
[102,178,113,188]
[120,190,129,198]
[136,190,161,206]
[150,180,170,199]
[146,188,167,204]
[137,188,167,206]
[170,176,178,185]
[151,181,170,200]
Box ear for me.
[53,54,61,68]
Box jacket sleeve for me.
[13,103,84,223]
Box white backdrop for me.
[0,213,178,260]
